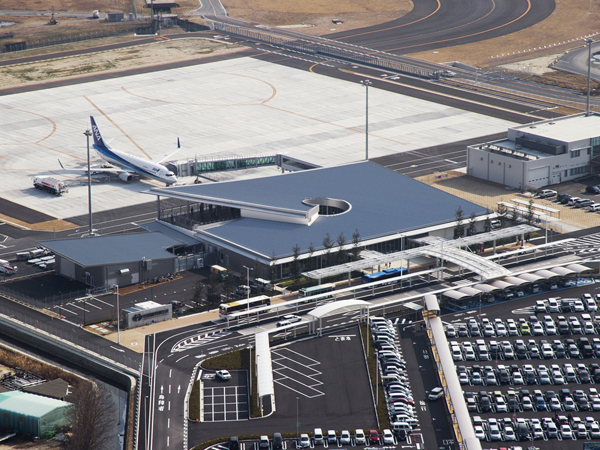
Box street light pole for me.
[144,395,148,450]
[84,129,93,236]
[361,79,372,161]
[296,396,299,440]
[585,38,594,116]
[243,265,253,322]
[114,284,120,344]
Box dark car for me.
[229,437,240,450]
[560,194,573,204]
[561,300,573,313]
[586,185,600,195]
[273,433,283,450]
[557,193,571,202]
[579,368,591,383]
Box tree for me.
[322,233,334,267]
[526,198,535,225]
[67,381,115,450]
[454,206,465,239]
[290,244,301,288]
[192,280,206,307]
[206,272,222,304]
[223,266,236,301]
[336,232,347,264]
[483,215,492,233]
[306,242,315,272]
[467,212,477,236]
[351,229,361,261]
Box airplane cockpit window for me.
[166,172,175,177]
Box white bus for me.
[297,283,336,302]
[219,295,271,320]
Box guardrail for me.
[211,21,439,79]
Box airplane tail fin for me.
[90,116,108,150]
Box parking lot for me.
[443,282,600,450]
[202,370,249,422]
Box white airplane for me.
[60,116,180,185]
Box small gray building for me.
[39,232,184,289]
[123,301,172,328]
[467,112,600,189]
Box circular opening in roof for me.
[303,197,352,216]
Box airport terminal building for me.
[467,112,600,190]
[148,161,491,279]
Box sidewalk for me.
[101,294,294,353]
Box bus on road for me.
[298,283,336,302]
[219,295,271,320]
[362,267,407,284]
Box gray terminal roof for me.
[151,162,487,259]
[39,232,183,267]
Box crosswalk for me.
[561,233,600,256]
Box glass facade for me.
[196,156,276,173]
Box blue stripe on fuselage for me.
[93,144,163,181]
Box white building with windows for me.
[467,113,600,189]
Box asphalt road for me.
[553,41,600,83]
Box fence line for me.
[211,21,440,79]
[488,32,600,66]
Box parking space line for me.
[68,303,90,312]
[92,297,114,307]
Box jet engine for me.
[119,172,133,182]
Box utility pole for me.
[115,284,120,344]
[585,39,594,116]
[361,79,372,161]
[84,128,93,236]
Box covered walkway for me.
[303,225,537,281]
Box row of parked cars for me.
[473,414,600,441]
[459,360,600,387]
[370,316,418,436]
[447,299,600,340]
[465,386,600,414]
[452,334,600,364]
[538,189,600,211]
[230,428,398,450]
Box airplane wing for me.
[155,138,181,164]
[57,159,133,175]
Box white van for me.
[313,428,324,445]
[391,422,413,434]
[589,203,600,212]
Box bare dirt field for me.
[220,0,413,36]
[0,37,244,89]
[0,0,143,13]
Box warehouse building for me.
[467,112,600,189]
[0,391,70,437]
